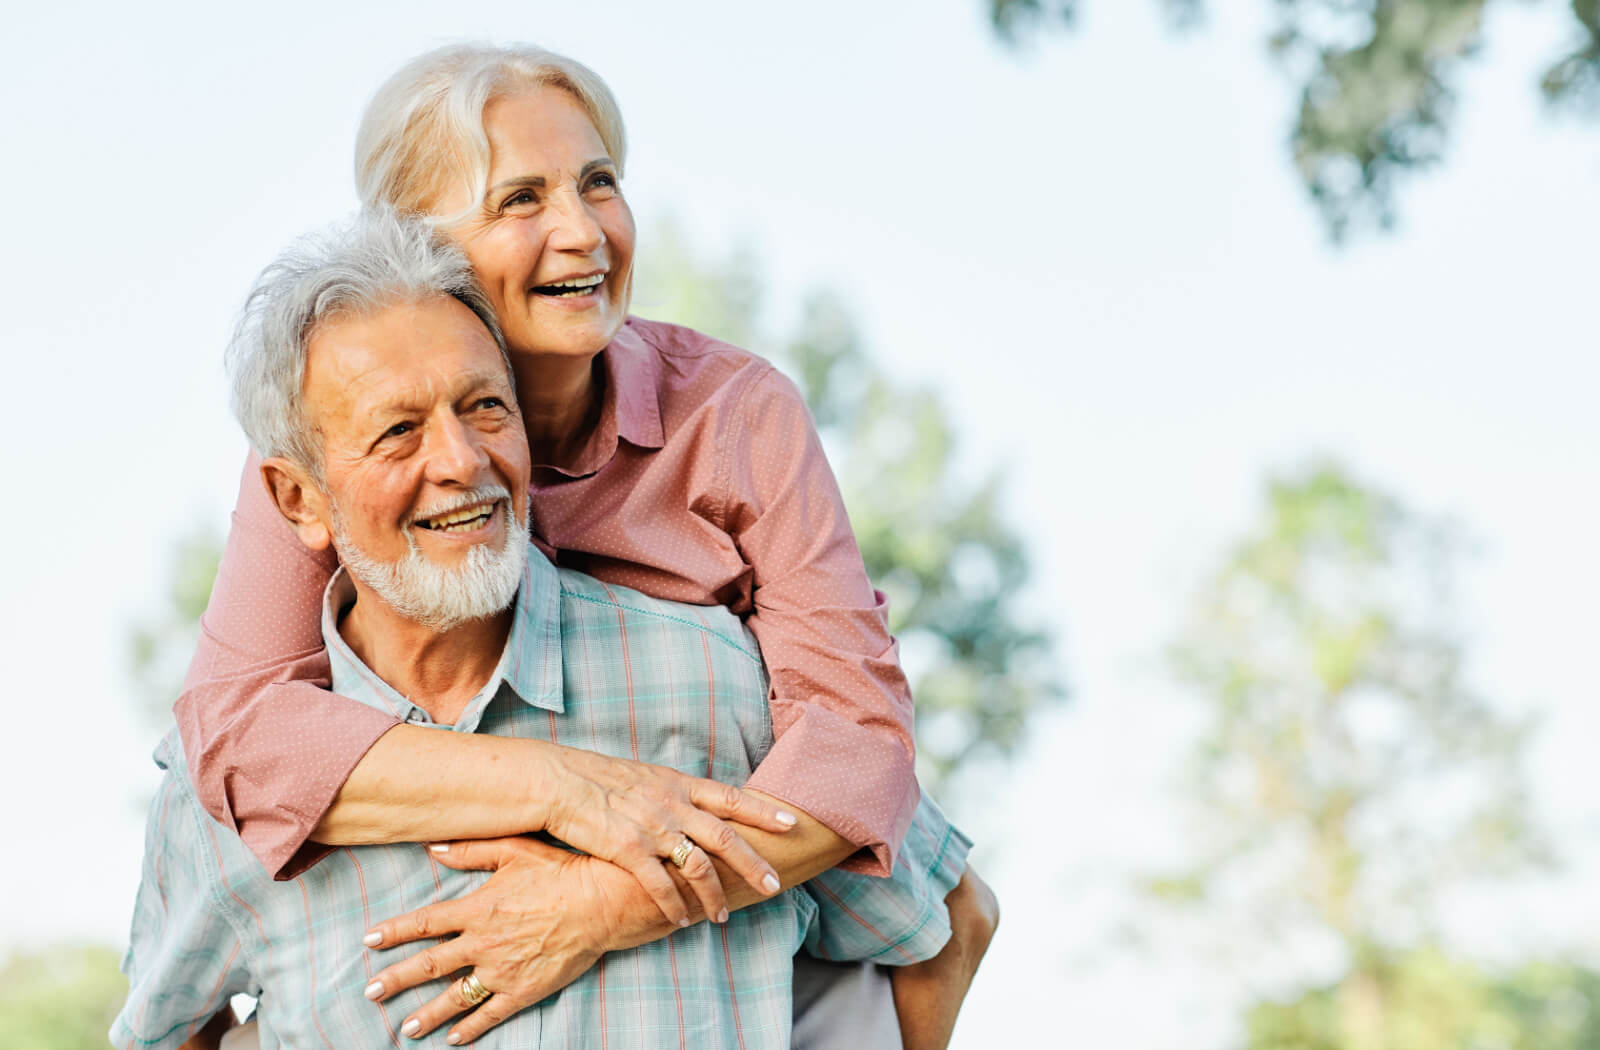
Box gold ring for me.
[668,836,696,870]
[458,971,492,1007]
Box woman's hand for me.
[316,728,794,928]
[362,836,628,1045]
[537,747,792,926]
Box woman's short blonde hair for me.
[355,43,627,227]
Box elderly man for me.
[114,212,992,1050]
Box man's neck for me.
[338,591,512,726]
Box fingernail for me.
[763,873,781,894]
[429,843,450,854]
[716,908,729,924]
[364,981,384,1000]
[678,918,691,928]
[363,931,383,947]
[447,1034,464,1046]
[776,811,797,827]
[401,1018,421,1038]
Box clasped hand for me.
[361,753,795,1043]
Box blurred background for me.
[3,0,1598,1046]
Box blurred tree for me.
[128,526,222,729]
[1150,463,1549,1046]
[988,0,1600,239]
[0,944,126,1050]
[1244,949,1600,1050]
[635,220,1064,793]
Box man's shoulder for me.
[553,569,762,665]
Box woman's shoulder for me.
[624,316,770,378]
[620,316,806,417]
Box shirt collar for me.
[539,319,665,478]
[320,548,565,732]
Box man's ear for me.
[260,456,333,552]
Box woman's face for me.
[441,85,635,361]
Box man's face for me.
[300,295,531,627]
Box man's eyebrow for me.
[484,158,616,198]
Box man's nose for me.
[423,413,489,484]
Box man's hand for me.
[361,794,856,1045]
[361,837,624,1045]
[315,728,797,928]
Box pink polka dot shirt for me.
[174,318,918,879]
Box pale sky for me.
[3,1,1596,1046]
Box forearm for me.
[313,725,557,844]
[177,1008,236,1050]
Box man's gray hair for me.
[226,208,508,473]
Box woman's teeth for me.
[534,274,604,297]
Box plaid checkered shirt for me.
[115,551,969,1049]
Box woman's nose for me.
[545,190,605,253]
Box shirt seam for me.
[712,360,778,535]
[558,588,764,666]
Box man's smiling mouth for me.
[413,502,499,533]
[532,274,604,298]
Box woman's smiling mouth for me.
[532,273,604,298]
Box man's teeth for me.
[419,505,495,532]
[536,274,604,297]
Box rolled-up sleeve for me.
[173,453,399,877]
[114,771,254,1050]
[803,793,971,964]
[724,368,919,874]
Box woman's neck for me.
[515,353,606,466]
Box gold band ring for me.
[668,835,696,870]
[457,971,492,1008]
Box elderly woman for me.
[176,43,995,1049]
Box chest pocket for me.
[555,585,774,785]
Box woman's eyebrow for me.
[485,158,614,197]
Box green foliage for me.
[0,944,127,1050]
[1157,462,1549,1045]
[985,0,1600,239]
[635,221,1063,792]
[1244,949,1600,1050]
[128,527,222,729]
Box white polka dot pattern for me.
[173,318,919,878]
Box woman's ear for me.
[260,456,333,551]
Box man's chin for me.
[334,516,527,631]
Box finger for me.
[673,841,729,923]
[423,837,539,872]
[685,779,798,833]
[364,896,473,950]
[619,845,693,927]
[680,810,783,897]
[447,992,526,1045]
[366,939,473,1003]
[393,976,482,1040]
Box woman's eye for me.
[586,172,619,194]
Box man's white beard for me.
[331,487,528,631]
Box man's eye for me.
[502,190,536,209]
[475,397,506,411]
[384,422,414,439]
